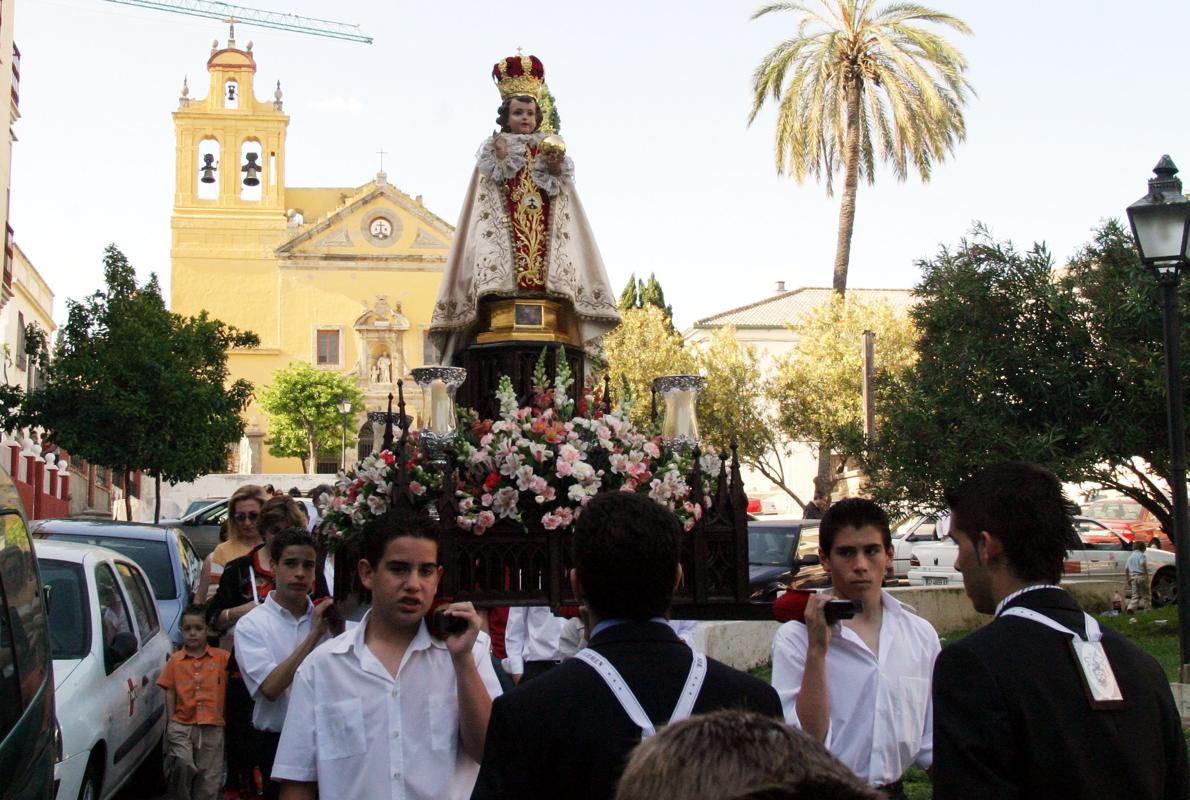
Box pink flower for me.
[457,515,474,530]
[410,481,425,496]
[556,459,573,478]
[542,512,563,530]
[644,442,661,459]
[481,493,493,507]
[477,510,496,528]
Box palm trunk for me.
[832,77,863,297]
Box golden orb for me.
[540,134,566,159]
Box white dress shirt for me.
[501,606,563,674]
[271,611,503,800]
[771,590,940,786]
[234,592,320,732]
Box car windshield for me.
[183,499,220,517]
[749,528,798,567]
[37,559,90,659]
[40,534,176,600]
[1087,500,1142,521]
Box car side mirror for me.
[106,631,137,670]
[796,554,821,567]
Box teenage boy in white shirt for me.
[771,497,940,800]
[272,509,502,800]
[233,528,335,800]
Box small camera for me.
[823,598,863,624]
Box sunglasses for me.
[233,512,260,523]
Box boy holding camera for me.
[771,498,940,800]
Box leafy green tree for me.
[847,222,1190,522]
[258,362,364,474]
[26,245,259,521]
[749,0,974,294]
[539,83,562,133]
[618,273,639,311]
[638,273,674,320]
[692,325,804,506]
[771,294,917,456]
[604,305,694,430]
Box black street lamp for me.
[1126,155,1190,681]
[336,395,353,472]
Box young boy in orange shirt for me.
[158,606,231,800]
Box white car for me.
[35,539,171,800]
[889,515,945,579]
[907,517,1176,604]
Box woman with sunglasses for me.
[196,484,268,606]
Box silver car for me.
[32,519,202,647]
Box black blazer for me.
[470,620,783,800]
[932,587,1188,800]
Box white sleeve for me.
[472,632,503,701]
[770,622,808,728]
[501,607,527,675]
[668,620,698,650]
[476,136,526,181]
[233,612,275,701]
[914,628,943,770]
[271,662,318,783]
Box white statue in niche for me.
[369,361,381,383]
[376,352,393,384]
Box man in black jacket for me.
[471,491,783,800]
[933,462,1188,800]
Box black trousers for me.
[252,728,282,800]
[521,659,561,683]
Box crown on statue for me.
[492,54,545,101]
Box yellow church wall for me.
[170,39,454,474]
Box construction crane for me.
[103,0,372,44]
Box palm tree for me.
[749,0,974,295]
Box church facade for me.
[170,35,452,473]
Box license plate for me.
[924,576,949,586]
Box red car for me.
[1082,497,1173,550]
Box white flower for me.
[567,484,587,503]
[500,452,524,477]
[366,494,388,515]
[492,487,519,518]
[515,465,536,491]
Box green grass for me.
[748,606,1187,800]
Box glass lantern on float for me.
[410,366,467,467]
[653,374,707,447]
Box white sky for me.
[12,0,1190,331]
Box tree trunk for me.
[123,470,133,521]
[306,423,317,475]
[154,473,162,524]
[816,448,833,498]
[832,77,863,297]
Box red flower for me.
[483,472,501,492]
[380,451,395,466]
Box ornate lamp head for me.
[492,54,545,101]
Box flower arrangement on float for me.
[318,352,717,552]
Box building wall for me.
[169,39,450,474]
[0,0,16,305]
[0,242,52,389]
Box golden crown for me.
[492,54,545,101]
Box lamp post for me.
[1126,155,1190,681]
[336,395,352,472]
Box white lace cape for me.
[430,133,619,361]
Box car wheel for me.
[77,758,100,800]
[1152,569,1177,608]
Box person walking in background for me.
[158,607,231,800]
[802,490,830,520]
[1125,538,1151,613]
[932,462,1188,800]
[234,529,338,800]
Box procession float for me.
[318,53,763,619]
